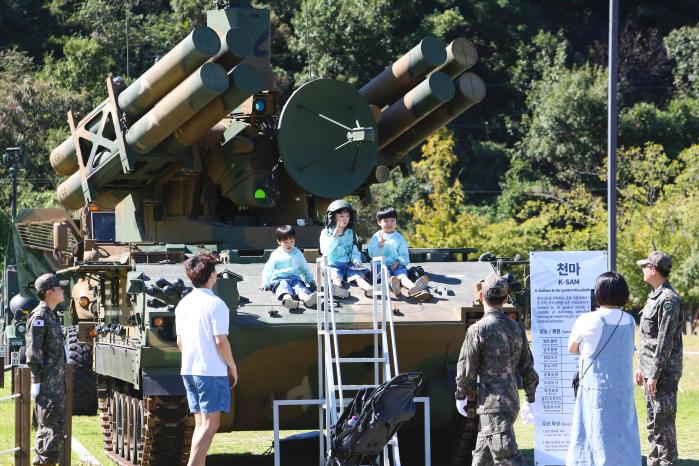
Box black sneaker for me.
[364,288,373,298]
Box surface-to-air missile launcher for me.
[7,1,499,464]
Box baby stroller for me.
[328,372,423,466]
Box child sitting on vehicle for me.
[368,207,431,301]
[319,199,373,298]
[260,225,318,309]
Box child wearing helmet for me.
[320,199,373,298]
[368,207,431,301]
[260,225,318,309]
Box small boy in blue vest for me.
[368,207,431,301]
[260,225,317,309]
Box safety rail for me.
[0,365,73,466]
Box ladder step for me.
[333,384,379,390]
[319,329,383,335]
[333,357,386,363]
[322,400,352,409]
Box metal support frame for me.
[272,397,431,466]
[270,256,431,466]
[272,399,324,466]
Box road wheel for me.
[67,325,98,415]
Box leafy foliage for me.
[664,25,699,98]
[0,0,699,310]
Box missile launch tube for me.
[378,72,455,149]
[125,62,230,155]
[56,171,84,210]
[118,26,221,119]
[432,38,478,78]
[161,63,262,153]
[359,37,447,108]
[50,137,81,176]
[214,27,257,72]
[383,73,486,157]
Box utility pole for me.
[2,147,27,264]
[607,0,619,271]
[2,147,26,220]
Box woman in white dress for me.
[566,271,641,465]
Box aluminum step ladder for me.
[317,256,402,466]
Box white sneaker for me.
[408,275,429,296]
[304,292,318,308]
[282,297,299,309]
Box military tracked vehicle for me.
[7,1,503,464]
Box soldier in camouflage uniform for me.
[455,275,539,466]
[25,273,68,466]
[635,251,684,466]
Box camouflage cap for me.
[481,274,508,299]
[34,273,69,294]
[636,251,672,273]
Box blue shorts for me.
[375,263,408,279]
[182,375,231,414]
[272,277,311,299]
[329,262,369,283]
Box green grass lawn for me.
[2,331,698,465]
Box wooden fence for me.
[0,365,73,466]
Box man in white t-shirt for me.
[176,251,238,466]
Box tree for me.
[617,145,699,307]
[616,143,680,207]
[664,24,699,98]
[619,97,699,159]
[516,62,608,188]
[289,0,423,87]
[408,129,480,248]
[0,48,85,179]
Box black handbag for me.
[572,312,623,398]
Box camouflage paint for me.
[161,63,262,153]
[378,72,455,149]
[383,73,486,157]
[125,62,229,154]
[118,26,221,119]
[360,36,447,108]
[432,38,478,79]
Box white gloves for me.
[521,401,535,424]
[455,397,469,417]
[30,383,41,400]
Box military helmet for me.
[9,294,39,321]
[325,199,356,229]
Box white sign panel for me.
[530,251,607,466]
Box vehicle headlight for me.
[78,296,90,308]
